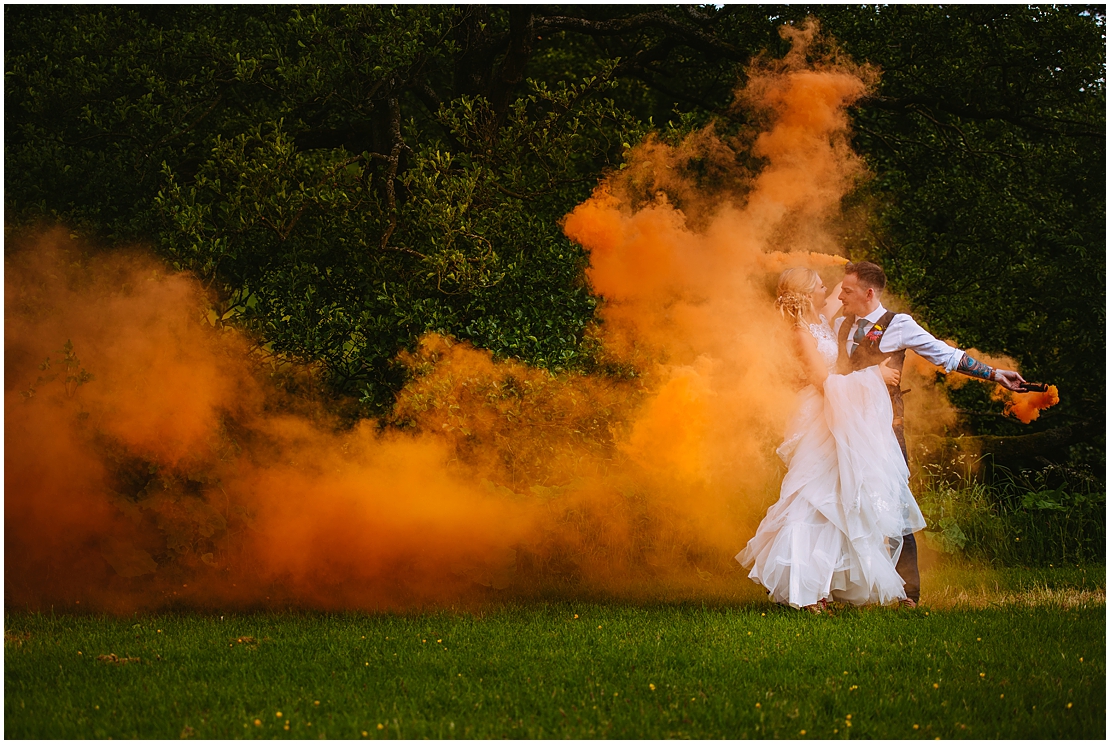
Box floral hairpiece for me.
[774,290,812,325]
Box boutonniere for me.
[864,323,885,343]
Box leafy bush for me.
[917,462,1105,566]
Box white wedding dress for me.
[736,316,926,608]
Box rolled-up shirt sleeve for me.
[878,315,964,372]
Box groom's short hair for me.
[845,261,887,292]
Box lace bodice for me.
[807,315,839,371]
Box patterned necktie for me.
[850,319,868,357]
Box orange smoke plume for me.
[7,20,917,613]
[996,385,1060,424]
[758,250,850,274]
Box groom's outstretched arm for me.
[881,315,1026,391]
[956,354,1026,390]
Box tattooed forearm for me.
[957,354,994,381]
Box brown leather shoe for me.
[899,598,917,609]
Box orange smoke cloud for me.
[7,20,924,613]
[5,236,546,611]
[758,250,850,274]
[996,385,1060,424]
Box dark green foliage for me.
[917,464,1105,566]
[6,6,1104,437]
[6,6,642,410]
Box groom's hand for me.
[993,369,1027,391]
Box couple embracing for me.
[736,261,1025,612]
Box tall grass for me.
[915,461,1105,567]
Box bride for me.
[736,267,926,611]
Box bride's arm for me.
[821,281,843,319]
[792,325,901,390]
[792,326,830,388]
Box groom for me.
[834,261,1026,608]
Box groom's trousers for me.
[893,422,921,603]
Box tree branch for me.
[379,93,404,252]
[486,7,535,139]
[861,94,1106,139]
[535,9,744,60]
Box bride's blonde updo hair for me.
[775,267,820,327]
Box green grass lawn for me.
[5,567,1104,740]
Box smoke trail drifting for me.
[5,21,1006,613]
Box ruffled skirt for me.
[736,367,926,608]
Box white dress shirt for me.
[833,304,965,373]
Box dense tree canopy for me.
[6,5,1104,460]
